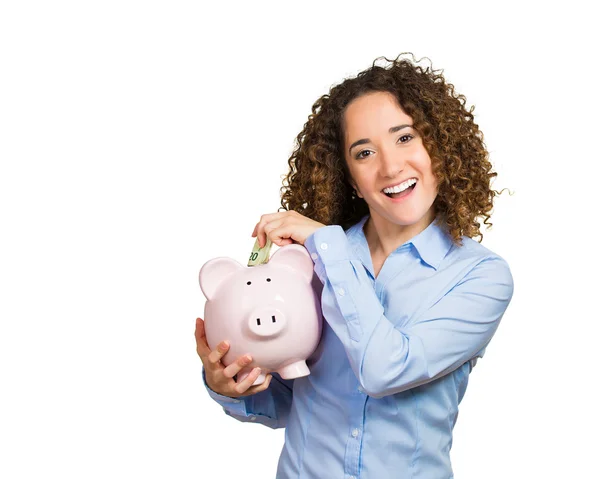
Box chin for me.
[391,216,425,227]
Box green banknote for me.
[247,236,273,266]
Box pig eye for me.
[246,281,251,285]
[266,278,271,282]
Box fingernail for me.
[254,367,261,375]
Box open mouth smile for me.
[382,178,417,199]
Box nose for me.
[378,147,405,178]
[247,307,287,338]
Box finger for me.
[257,212,287,247]
[234,367,263,395]
[270,236,293,247]
[263,218,286,246]
[206,340,230,365]
[195,318,211,357]
[222,354,253,379]
[244,373,273,396]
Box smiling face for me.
[343,90,438,232]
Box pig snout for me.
[248,307,286,338]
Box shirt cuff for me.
[305,225,357,283]
[202,368,248,415]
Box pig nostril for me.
[249,310,285,336]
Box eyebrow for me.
[348,124,413,155]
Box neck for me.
[363,212,435,259]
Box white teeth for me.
[383,178,417,194]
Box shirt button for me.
[320,242,328,250]
[249,416,256,421]
[311,252,318,260]
[338,287,345,296]
[352,428,359,438]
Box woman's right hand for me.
[195,317,273,398]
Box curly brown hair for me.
[279,53,503,245]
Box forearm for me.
[203,369,293,429]
[317,263,436,397]
[305,226,513,398]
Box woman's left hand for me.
[252,211,326,247]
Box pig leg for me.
[277,360,310,379]
[237,368,267,386]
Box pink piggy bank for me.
[199,244,323,386]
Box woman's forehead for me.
[343,92,413,139]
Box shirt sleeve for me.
[202,368,294,429]
[304,225,514,399]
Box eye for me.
[355,149,373,160]
[246,281,251,285]
[266,278,271,282]
[355,134,414,160]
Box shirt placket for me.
[343,388,367,479]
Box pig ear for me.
[199,257,244,300]
[268,244,314,283]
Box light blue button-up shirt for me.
[204,215,514,478]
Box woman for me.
[196,53,514,478]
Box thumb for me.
[195,317,205,340]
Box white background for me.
[1,1,598,478]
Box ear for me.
[199,257,244,300]
[348,177,363,199]
[268,244,314,283]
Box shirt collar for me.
[410,219,454,270]
[346,214,454,271]
[346,215,370,247]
